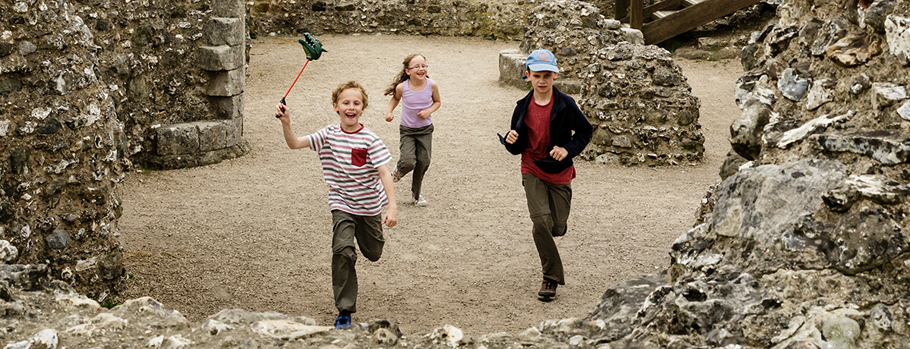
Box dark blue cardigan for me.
[502,87,593,174]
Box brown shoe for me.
[538,279,557,300]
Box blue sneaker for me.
[334,313,352,329]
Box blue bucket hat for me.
[526,49,559,73]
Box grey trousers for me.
[331,210,385,313]
[397,124,433,199]
[522,173,572,285]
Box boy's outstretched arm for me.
[276,103,311,149]
[377,164,398,227]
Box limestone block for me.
[898,100,910,121]
[18,41,36,56]
[806,79,835,110]
[871,82,908,109]
[196,121,229,152]
[498,49,529,90]
[730,100,771,160]
[711,159,846,240]
[31,329,58,349]
[206,67,245,97]
[603,19,621,30]
[619,27,645,45]
[776,111,852,148]
[212,0,245,17]
[198,45,244,72]
[156,123,200,156]
[0,119,10,137]
[250,320,333,340]
[885,15,910,66]
[204,18,245,47]
[0,240,18,262]
[226,118,243,147]
[209,94,244,120]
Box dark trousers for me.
[397,124,433,199]
[331,210,385,313]
[522,173,571,285]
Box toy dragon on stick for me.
[276,33,327,117]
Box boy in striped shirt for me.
[276,80,398,329]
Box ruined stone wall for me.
[0,0,252,298]
[579,43,705,166]
[1,0,127,299]
[575,0,910,347]
[84,0,251,169]
[247,0,529,41]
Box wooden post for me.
[615,0,629,20]
[631,0,644,30]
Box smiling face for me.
[525,69,558,96]
[333,88,366,132]
[406,55,428,80]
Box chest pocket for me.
[351,148,368,167]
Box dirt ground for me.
[117,34,743,335]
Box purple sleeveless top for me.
[400,78,434,128]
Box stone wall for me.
[0,0,252,298]
[573,0,910,347]
[0,0,127,299]
[147,0,251,169]
[247,0,530,41]
[579,42,705,166]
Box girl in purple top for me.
[384,54,442,207]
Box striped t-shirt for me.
[308,124,392,216]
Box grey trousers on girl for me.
[397,124,434,199]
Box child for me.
[384,54,442,207]
[275,80,398,329]
[500,49,592,301]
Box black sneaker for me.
[538,279,557,301]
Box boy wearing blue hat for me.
[500,49,593,301]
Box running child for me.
[384,54,442,207]
[501,49,592,301]
[276,80,398,329]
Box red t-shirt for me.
[520,96,576,184]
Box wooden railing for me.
[615,0,761,44]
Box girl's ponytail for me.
[384,54,424,96]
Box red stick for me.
[281,59,310,103]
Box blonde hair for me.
[384,54,426,96]
[332,80,369,109]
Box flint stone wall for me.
[0,0,252,298]
[0,0,127,299]
[572,0,910,347]
[579,42,705,166]
[247,0,530,41]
